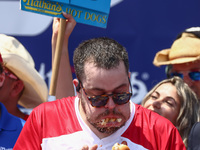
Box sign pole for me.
[49,18,66,95]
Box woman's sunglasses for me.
[80,78,132,108]
[170,71,200,81]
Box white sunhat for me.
[0,34,48,108]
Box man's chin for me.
[95,126,121,134]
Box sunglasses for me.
[170,71,200,81]
[81,78,132,107]
[0,68,18,87]
[4,68,18,80]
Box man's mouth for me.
[99,118,122,126]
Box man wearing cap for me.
[153,27,200,99]
[0,34,48,120]
[0,53,25,149]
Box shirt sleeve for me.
[166,127,186,150]
[13,106,43,150]
[152,115,186,150]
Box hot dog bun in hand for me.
[112,143,130,150]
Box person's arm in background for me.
[52,13,76,99]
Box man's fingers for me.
[90,144,98,150]
[81,145,89,150]
[81,144,98,150]
[121,141,128,145]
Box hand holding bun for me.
[112,143,130,150]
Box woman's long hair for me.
[142,76,200,148]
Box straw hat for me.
[153,32,200,66]
[0,34,48,108]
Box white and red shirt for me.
[14,96,186,150]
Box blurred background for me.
[1,0,200,104]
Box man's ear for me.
[128,72,131,78]
[73,79,80,92]
[73,79,82,99]
[0,73,5,87]
[11,80,24,97]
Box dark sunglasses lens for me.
[189,72,200,81]
[113,93,132,105]
[170,72,183,79]
[89,96,108,107]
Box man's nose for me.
[183,74,193,87]
[104,96,116,109]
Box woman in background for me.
[142,76,200,148]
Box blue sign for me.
[21,0,111,28]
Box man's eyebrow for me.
[89,83,128,91]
